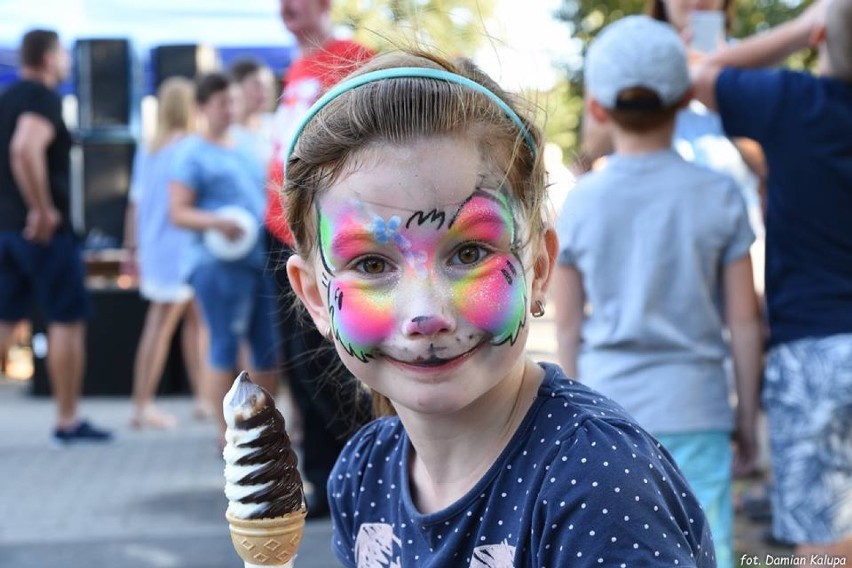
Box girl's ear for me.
[286,254,330,334]
[531,226,558,309]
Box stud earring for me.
[531,300,546,318]
[324,325,334,341]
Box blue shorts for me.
[0,230,89,323]
[656,431,733,568]
[190,262,279,372]
[763,334,852,545]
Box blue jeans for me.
[190,262,279,371]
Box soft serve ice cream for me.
[223,372,305,520]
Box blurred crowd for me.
[0,0,849,565]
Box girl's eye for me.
[356,257,387,274]
[453,245,487,265]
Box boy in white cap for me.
[554,15,763,568]
[694,0,852,561]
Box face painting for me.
[316,188,528,362]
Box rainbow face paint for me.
[317,188,528,362]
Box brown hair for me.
[283,50,546,416]
[149,77,195,152]
[647,0,736,32]
[607,87,681,133]
[195,72,230,105]
[229,58,264,83]
[20,29,59,69]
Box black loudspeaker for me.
[71,135,136,249]
[75,39,132,129]
[151,44,219,91]
[30,288,190,397]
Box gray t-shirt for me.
[557,149,754,434]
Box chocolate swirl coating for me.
[225,372,305,520]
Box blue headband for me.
[284,66,538,169]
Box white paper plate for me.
[203,206,259,261]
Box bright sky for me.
[475,0,577,91]
[0,0,577,92]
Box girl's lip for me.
[384,340,486,374]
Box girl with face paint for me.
[284,52,715,567]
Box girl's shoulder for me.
[525,364,677,478]
[333,416,406,471]
[536,363,638,427]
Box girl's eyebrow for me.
[447,207,510,236]
[330,229,381,255]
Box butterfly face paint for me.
[444,191,526,345]
[317,188,528,363]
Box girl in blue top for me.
[123,77,207,429]
[283,51,715,567]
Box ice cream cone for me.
[226,508,307,567]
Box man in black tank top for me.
[0,29,111,444]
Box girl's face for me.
[662,0,725,32]
[290,136,549,416]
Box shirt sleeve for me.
[168,140,199,192]
[715,68,785,142]
[533,418,716,567]
[720,180,755,265]
[20,85,59,120]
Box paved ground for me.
[0,312,787,567]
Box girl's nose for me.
[403,314,454,337]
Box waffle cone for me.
[226,508,307,566]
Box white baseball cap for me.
[585,15,690,110]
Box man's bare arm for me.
[10,112,60,242]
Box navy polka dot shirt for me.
[329,363,715,567]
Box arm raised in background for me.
[693,0,828,110]
[552,264,585,379]
[723,254,764,477]
[10,112,60,243]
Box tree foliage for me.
[332,0,497,56]
[545,0,811,159]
